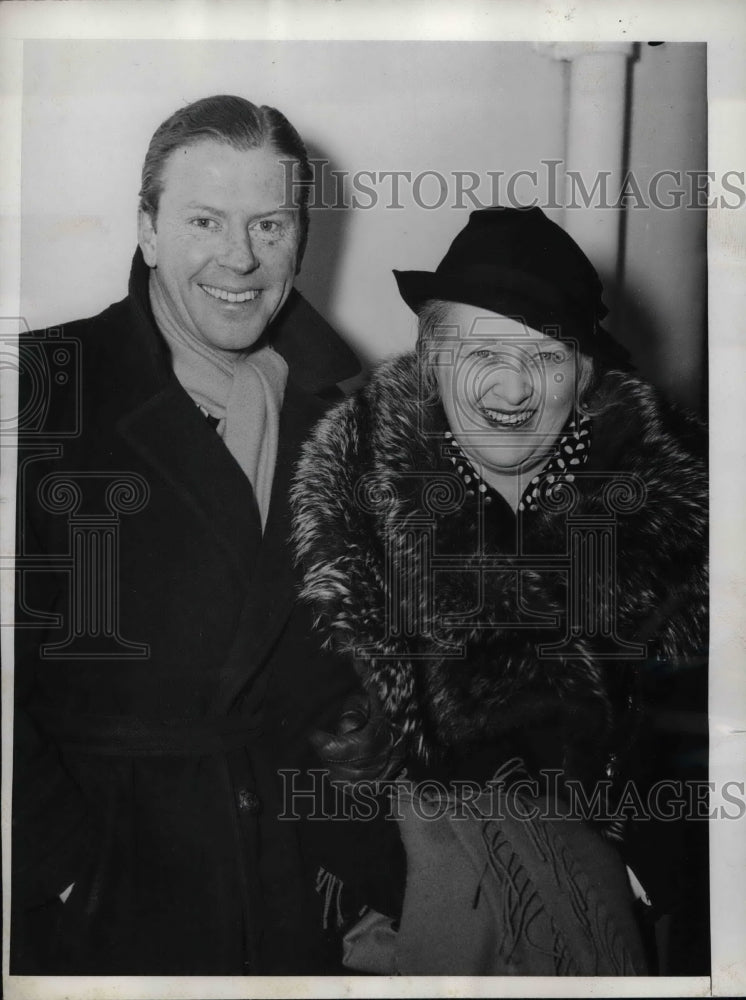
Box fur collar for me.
[292,353,707,764]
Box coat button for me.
[237,789,261,815]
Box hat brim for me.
[394,267,579,343]
[392,268,632,370]
[393,269,444,315]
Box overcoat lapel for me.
[252,383,326,639]
[116,375,328,717]
[117,380,263,577]
[113,248,358,714]
[211,381,328,713]
[113,250,265,576]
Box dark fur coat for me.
[292,353,708,779]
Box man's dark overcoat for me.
[12,249,361,974]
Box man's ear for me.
[138,208,158,268]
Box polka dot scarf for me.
[444,413,592,512]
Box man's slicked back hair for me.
[139,94,312,263]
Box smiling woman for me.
[429,306,580,509]
[291,206,708,975]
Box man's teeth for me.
[201,285,260,303]
[482,408,535,427]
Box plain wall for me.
[21,40,706,407]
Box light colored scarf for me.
[149,273,288,530]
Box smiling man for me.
[12,95,363,974]
[139,141,300,353]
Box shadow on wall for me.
[616,41,707,417]
[599,265,707,417]
[296,140,353,345]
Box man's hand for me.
[309,691,406,783]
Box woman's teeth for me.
[201,285,260,303]
[481,407,535,427]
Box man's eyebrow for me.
[248,208,297,221]
[184,203,228,217]
[182,204,296,219]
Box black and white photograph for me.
[1,3,744,998]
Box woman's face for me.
[433,301,579,477]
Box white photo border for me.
[1,2,744,998]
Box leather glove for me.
[309,690,406,783]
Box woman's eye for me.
[470,349,494,359]
[537,350,565,363]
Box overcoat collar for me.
[122,247,359,395]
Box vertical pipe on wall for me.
[536,43,634,328]
[556,43,634,331]
[621,43,708,409]
[538,42,707,407]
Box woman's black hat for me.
[393,206,631,368]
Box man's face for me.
[138,140,300,351]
